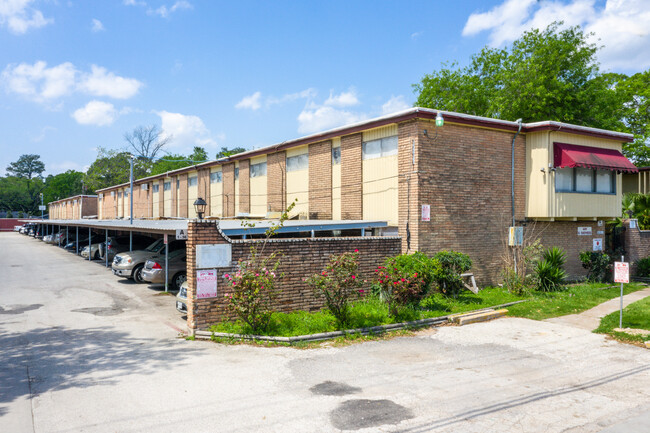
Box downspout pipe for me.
[511,119,523,227]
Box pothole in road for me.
[330,399,414,431]
[0,304,43,315]
[310,381,362,396]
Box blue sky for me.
[1,0,649,176]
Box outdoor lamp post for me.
[194,197,207,221]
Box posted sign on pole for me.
[614,262,629,283]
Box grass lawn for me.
[594,296,650,344]
[210,282,649,337]
[506,282,648,320]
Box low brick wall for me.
[623,220,650,274]
[0,218,22,231]
[186,221,402,330]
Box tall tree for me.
[414,22,621,130]
[6,154,45,179]
[84,148,148,192]
[189,146,209,163]
[216,146,246,159]
[42,170,84,203]
[124,125,172,161]
[617,70,650,164]
[150,154,190,176]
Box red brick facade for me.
[623,220,650,274]
[309,140,332,219]
[238,160,250,214]
[267,151,286,213]
[341,133,362,220]
[186,221,401,330]
[222,163,235,217]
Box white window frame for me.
[286,153,308,172]
[210,171,223,183]
[555,167,616,194]
[250,162,267,178]
[362,135,398,160]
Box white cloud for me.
[381,95,410,115]
[78,65,142,99]
[0,0,53,34]
[91,18,104,32]
[324,89,359,107]
[462,0,650,71]
[1,61,143,103]
[72,101,118,126]
[235,91,262,110]
[156,110,217,150]
[266,88,317,107]
[48,160,86,174]
[123,0,146,6]
[411,31,423,40]
[150,1,192,18]
[297,106,367,134]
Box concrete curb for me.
[194,300,527,344]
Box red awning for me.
[553,142,638,173]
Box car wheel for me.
[132,264,145,283]
[94,250,100,260]
[172,272,187,291]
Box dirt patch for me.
[330,399,413,430]
[310,381,361,396]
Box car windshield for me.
[144,239,164,252]
[167,249,185,260]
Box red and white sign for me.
[614,262,629,284]
[421,204,430,222]
[197,269,218,298]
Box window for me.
[362,135,398,160]
[234,167,239,180]
[118,192,122,198]
[332,147,341,165]
[188,176,198,186]
[176,179,180,189]
[124,189,129,197]
[163,181,171,191]
[250,162,267,177]
[153,184,159,193]
[555,167,615,194]
[210,171,222,183]
[286,153,308,172]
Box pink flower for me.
[354,249,359,253]
[358,289,365,294]
[351,275,356,280]
[224,273,229,278]
[256,273,259,277]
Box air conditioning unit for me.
[141,184,149,191]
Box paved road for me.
[1,232,649,433]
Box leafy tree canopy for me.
[42,170,84,203]
[149,146,210,176]
[216,146,246,159]
[83,148,149,193]
[6,154,45,179]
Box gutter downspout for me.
[512,119,523,275]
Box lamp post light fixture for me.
[194,197,207,221]
[435,111,444,127]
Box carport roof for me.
[32,218,389,236]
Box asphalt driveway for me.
[1,232,649,432]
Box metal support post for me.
[88,227,91,261]
[76,227,79,254]
[105,229,109,267]
[165,242,169,293]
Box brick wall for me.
[158,179,164,217]
[397,120,420,253]
[223,163,235,217]
[623,220,650,274]
[239,159,250,214]
[81,196,98,218]
[198,168,211,212]
[309,140,332,219]
[186,221,402,330]
[413,120,527,285]
[341,133,362,219]
[171,176,178,217]
[267,151,286,213]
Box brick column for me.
[309,140,332,219]
[198,168,211,214]
[158,179,164,217]
[178,173,188,218]
[222,163,235,217]
[171,176,178,217]
[239,159,250,214]
[398,120,420,253]
[186,221,230,331]
[341,133,362,220]
[267,151,286,213]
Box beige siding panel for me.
[152,188,160,219]
[187,172,198,218]
[526,131,551,218]
[362,124,399,142]
[250,155,267,216]
[286,146,309,217]
[332,138,342,220]
[98,196,103,219]
[286,144,308,158]
[209,167,223,217]
[117,190,124,218]
[362,154,398,226]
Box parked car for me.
[112,239,185,283]
[42,234,53,243]
[141,247,187,289]
[176,280,188,313]
[14,225,22,231]
[80,242,103,260]
[101,234,156,262]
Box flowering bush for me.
[432,251,472,297]
[307,251,363,329]
[224,254,280,333]
[374,265,426,316]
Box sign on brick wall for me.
[197,269,218,298]
[578,227,592,236]
[197,244,232,268]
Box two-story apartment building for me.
[78,107,635,283]
[48,195,98,220]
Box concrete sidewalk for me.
[545,286,650,330]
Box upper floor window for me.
[153,184,159,193]
[163,181,171,191]
[332,147,341,165]
[250,162,267,177]
[188,176,198,187]
[362,136,398,160]
[234,167,240,180]
[286,153,308,172]
[555,167,615,194]
[117,191,122,198]
[210,171,222,183]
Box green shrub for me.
[579,251,611,282]
[385,252,439,294]
[307,251,364,329]
[431,251,472,297]
[636,257,650,277]
[535,247,567,292]
[374,264,427,316]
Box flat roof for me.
[29,218,389,236]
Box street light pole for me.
[130,155,134,252]
[40,193,44,219]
